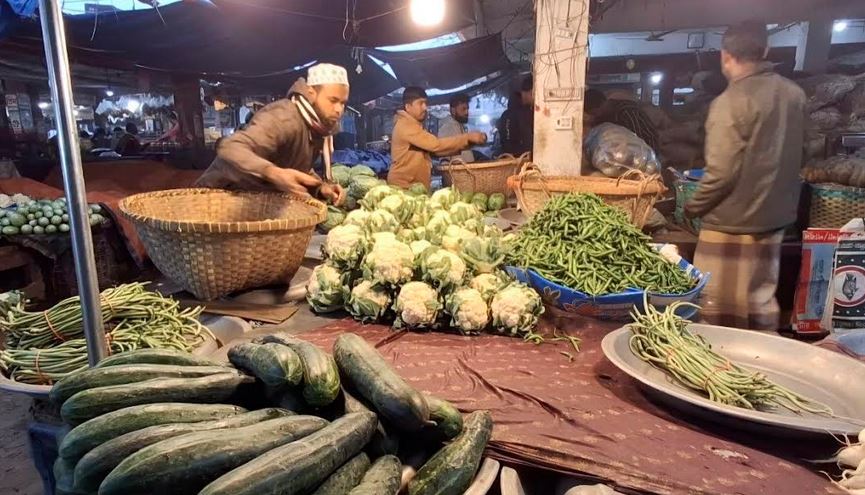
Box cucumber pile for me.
[50,334,493,495]
[0,197,106,236]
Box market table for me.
[271,317,845,495]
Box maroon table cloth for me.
[289,318,845,495]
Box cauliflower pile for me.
[307,185,543,336]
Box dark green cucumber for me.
[54,456,89,495]
[255,333,340,407]
[310,453,371,495]
[199,411,378,495]
[99,415,328,495]
[95,349,222,368]
[334,333,429,431]
[348,455,401,495]
[59,403,246,461]
[50,364,233,405]
[73,408,293,492]
[342,388,399,456]
[228,342,303,390]
[61,372,252,424]
[425,394,463,440]
[272,387,307,412]
[408,410,493,495]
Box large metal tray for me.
[602,323,865,437]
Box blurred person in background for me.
[438,93,475,163]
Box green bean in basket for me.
[0,283,212,385]
[506,193,694,296]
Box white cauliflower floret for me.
[469,273,506,302]
[342,209,371,228]
[306,263,344,313]
[346,280,391,323]
[364,209,399,233]
[362,238,414,286]
[394,281,441,328]
[378,193,405,214]
[370,231,397,246]
[429,188,459,210]
[446,287,489,334]
[324,224,364,267]
[448,201,482,224]
[420,247,467,288]
[657,243,682,265]
[490,283,544,335]
[441,224,477,252]
[361,184,397,210]
[409,240,433,258]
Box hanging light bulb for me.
[410,0,445,27]
[105,89,114,97]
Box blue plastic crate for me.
[506,256,709,321]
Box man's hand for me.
[319,182,346,206]
[467,131,488,145]
[264,167,322,197]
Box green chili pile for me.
[507,193,695,295]
[629,298,833,415]
[0,283,211,384]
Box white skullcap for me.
[307,63,349,87]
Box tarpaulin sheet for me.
[9,0,475,75]
[287,319,844,495]
[372,33,512,90]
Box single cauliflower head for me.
[445,287,489,334]
[346,280,391,323]
[306,263,345,313]
[364,209,400,234]
[490,283,544,335]
[469,272,508,302]
[361,184,398,210]
[394,281,441,328]
[361,238,414,286]
[420,247,467,289]
[342,209,371,228]
[324,224,364,268]
[409,240,433,259]
[441,224,477,252]
[429,188,459,210]
[448,201,482,225]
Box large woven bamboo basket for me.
[119,188,326,300]
[439,153,529,196]
[507,163,666,228]
[809,182,865,228]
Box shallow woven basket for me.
[809,182,865,228]
[119,188,326,300]
[439,153,529,196]
[507,163,666,228]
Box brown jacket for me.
[196,79,322,191]
[685,64,806,234]
[387,110,471,188]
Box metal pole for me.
[38,0,107,365]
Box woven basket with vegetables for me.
[119,189,325,300]
[439,153,529,196]
[507,163,666,228]
[802,156,865,228]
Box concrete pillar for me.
[795,19,833,74]
[532,0,590,176]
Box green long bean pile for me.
[507,193,695,295]
[629,299,833,415]
[0,283,211,384]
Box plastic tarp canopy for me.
[371,33,511,90]
[8,0,476,75]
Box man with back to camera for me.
[195,63,347,204]
[684,21,806,330]
[437,93,475,163]
[388,86,487,189]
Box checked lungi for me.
[693,229,785,330]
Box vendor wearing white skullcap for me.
[196,63,350,203]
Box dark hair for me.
[93,127,106,138]
[449,93,469,108]
[403,86,427,106]
[506,92,521,110]
[113,126,124,133]
[583,88,607,113]
[722,21,768,62]
[125,122,138,134]
[520,75,533,92]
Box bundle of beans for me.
[0,283,211,384]
[507,193,695,296]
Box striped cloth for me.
[693,229,784,330]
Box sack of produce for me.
[791,229,839,335]
[584,123,660,177]
[822,218,865,337]
[809,106,845,131]
[798,74,857,112]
